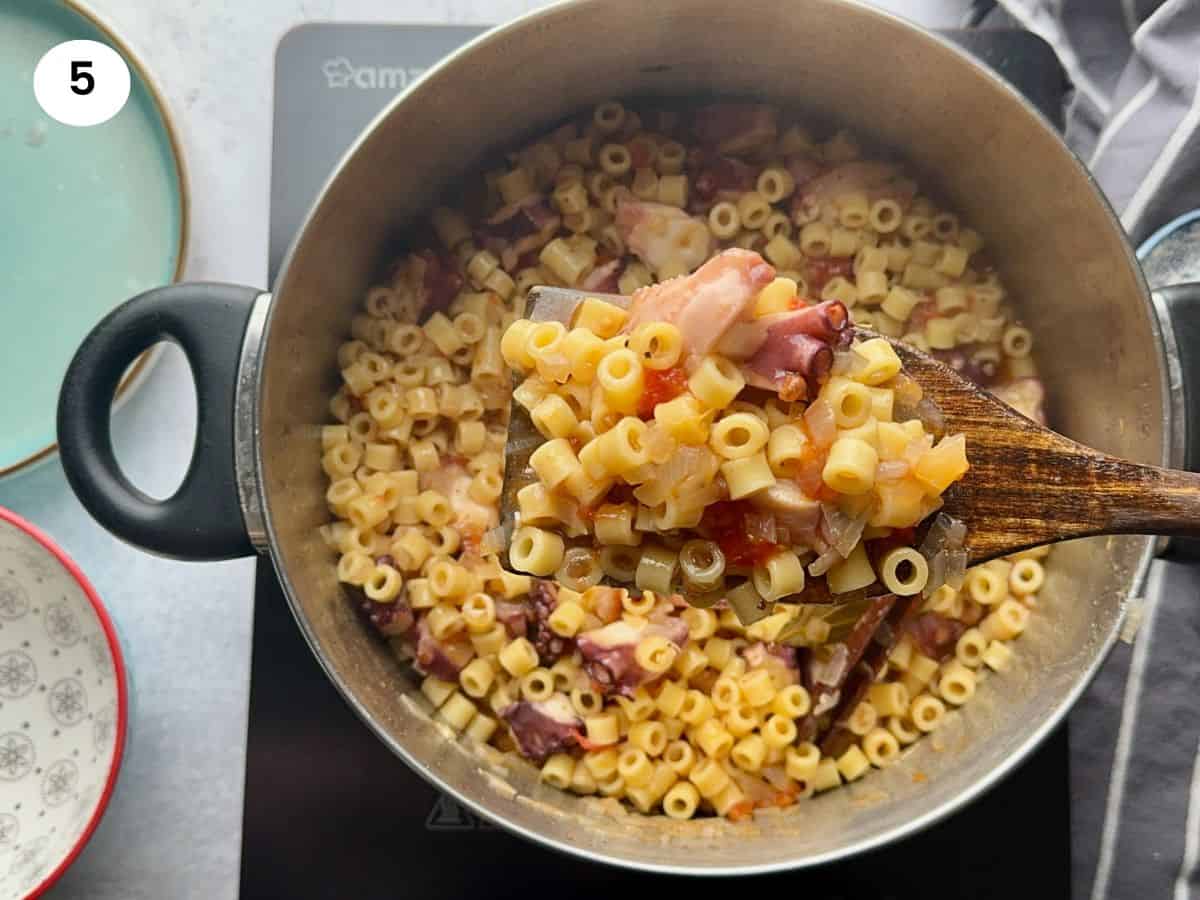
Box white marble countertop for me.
[0,1,969,896]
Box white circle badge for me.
[33,40,131,127]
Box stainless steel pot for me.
[56,0,1200,873]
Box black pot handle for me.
[1153,282,1200,562]
[57,283,262,560]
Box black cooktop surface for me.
[243,24,1070,899]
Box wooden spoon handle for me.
[1092,458,1200,536]
[952,439,1200,564]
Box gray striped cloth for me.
[973,1,1200,897]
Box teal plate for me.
[0,0,187,477]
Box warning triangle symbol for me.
[425,794,477,831]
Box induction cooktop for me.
[242,23,1071,899]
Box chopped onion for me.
[944,517,968,549]
[923,550,948,598]
[808,547,843,577]
[812,690,841,716]
[809,644,849,688]
[920,513,967,556]
[891,373,924,408]
[945,549,968,590]
[643,423,677,464]
[761,765,791,792]
[480,526,506,555]
[903,435,931,467]
[831,348,863,377]
[820,502,869,559]
[915,397,946,438]
[745,510,778,545]
[727,768,777,806]
[804,399,837,449]
[659,445,707,491]
[876,459,910,481]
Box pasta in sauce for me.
[320,100,1047,821]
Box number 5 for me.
[70,60,94,95]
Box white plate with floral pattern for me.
[0,507,126,899]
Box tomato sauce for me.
[701,500,783,566]
[637,365,689,418]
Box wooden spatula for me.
[499,286,1199,568]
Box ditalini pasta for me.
[321,100,1049,823]
[503,248,967,608]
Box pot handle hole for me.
[57,283,262,560]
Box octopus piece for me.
[500,694,582,764]
[691,103,778,156]
[741,642,800,686]
[930,347,999,388]
[481,194,558,242]
[589,586,625,624]
[353,590,415,638]
[576,616,689,697]
[748,482,822,551]
[726,300,851,394]
[621,248,775,360]
[529,579,572,664]
[407,249,464,319]
[991,377,1046,425]
[414,618,474,681]
[579,258,623,293]
[494,600,530,638]
[785,153,827,190]
[903,612,967,662]
[796,593,903,742]
[790,161,914,222]
[615,199,714,278]
[690,151,760,204]
[478,196,561,273]
[818,594,923,755]
[419,461,499,538]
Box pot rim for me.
[253,0,1167,874]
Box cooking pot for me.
[55,0,1200,873]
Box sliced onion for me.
[658,445,705,490]
[808,547,843,577]
[727,768,777,806]
[810,643,849,688]
[944,517,968,549]
[830,348,861,377]
[903,435,931,467]
[876,459,910,481]
[915,397,946,438]
[761,765,791,792]
[891,373,924,408]
[920,513,967,556]
[813,690,841,716]
[643,423,677,464]
[820,502,869,559]
[803,399,837,449]
[923,550,948,598]
[745,510,778,545]
[945,549,968,590]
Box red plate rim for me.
[0,507,129,899]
